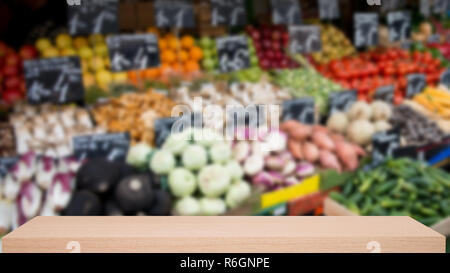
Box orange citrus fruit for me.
[177,50,189,63]
[159,39,167,50]
[189,46,203,61]
[181,36,195,49]
[161,50,176,63]
[144,68,161,79]
[167,37,181,51]
[184,61,200,73]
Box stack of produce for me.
[273,68,342,113]
[311,24,356,65]
[330,158,450,226]
[63,158,171,216]
[246,25,299,70]
[137,34,203,84]
[317,48,445,102]
[10,103,103,157]
[92,90,176,146]
[149,128,252,216]
[391,104,447,146]
[231,128,316,192]
[281,121,366,173]
[326,101,393,148]
[172,81,291,111]
[0,152,81,234]
[0,123,16,157]
[411,22,434,44]
[35,33,128,90]
[198,37,219,72]
[412,85,450,119]
[0,41,38,107]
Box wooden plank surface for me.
[2,216,445,253]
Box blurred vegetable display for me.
[317,48,446,103]
[92,90,176,146]
[327,101,393,148]
[312,24,356,65]
[281,121,366,173]
[149,128,252,216]
[0,152,81,234]
[330,158,450,226]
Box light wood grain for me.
[2,216,445,253]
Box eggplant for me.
[114,175,154,214]
[147,190,172,216]
[104,199,123,216]
[76,159,120,194]
[62,190,102,216]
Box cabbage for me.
[175,196,201,216]
[168,168,197,197]
[225,181,251,209]
[193,128,223,147]
[150,150,175,175]
[162,132,189,155]
[182,145,208,171]
[225,161,244,182]
[210,142,232,164]
[126,143,152,168]
[199,198,226,216]
[198,165,231,197]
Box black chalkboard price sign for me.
[67,0,119,36]
[0,156,19,178]
[432,0,448,14]
[72,132,130,162]
[427,34,441,44]
[381,0,406,13]
[387,11,411,42]
[154,0,195,28]
[24,56,84,104]
[271,0,302,25]
[216,35,250,73]
[318,0,340,20]
[328,90,358,115]
[406,74,426,99]
[282,97,315,124]
[374,85,395,104]
[211,0,247,27]
[354,13,379,48]
[107,34,160,72]
[420,0,431,17]
[289,25,322,54]
[372,128,400,163]
[154,113,202,148]
[440,69,450,88]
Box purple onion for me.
[295,163,315,178]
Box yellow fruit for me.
[89,56,105,71]
[81,60,90,73]
[73,37,89,49]
[103,57,110,69]
[89,34,105,46]
[112,72,128,83]
[96,69,113,88]
[36,38,52,52]
[93,44,108,57]
[60,48,77,56]
[83,73,96,87]
[78,46,94,59]
[55,34,73,49]
[42,47,60,58]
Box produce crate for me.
[324,197,450,237]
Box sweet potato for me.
[289,123,313,141]
[280,120,300,134]
[312,131,335,151]
[336,141,359,171]
[288,139,303,160]
[319,150,342,172]
[302,142,319,163]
